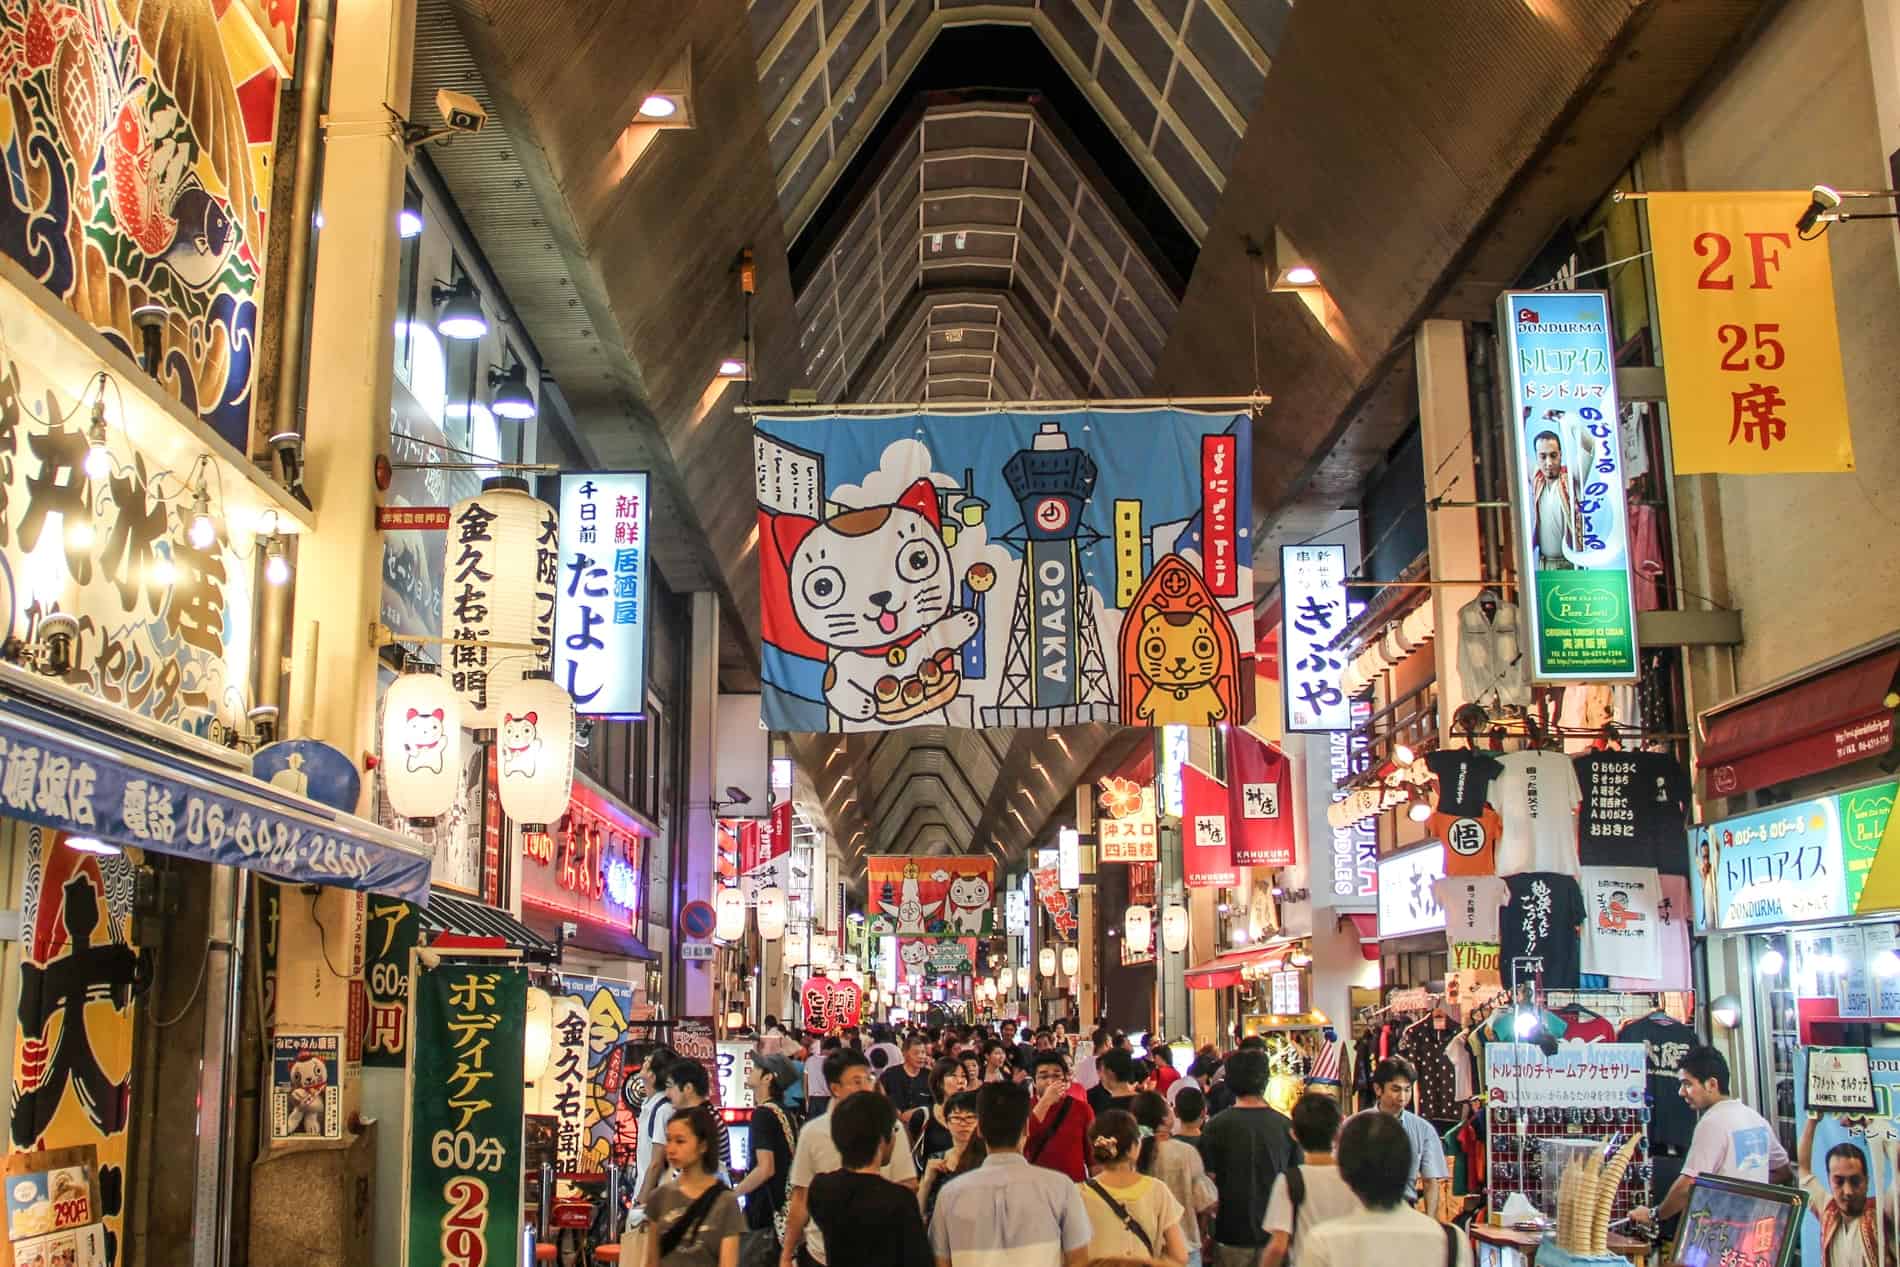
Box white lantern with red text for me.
[756,886,788,940]
[1162,904,1190,953]
[440,476,559,728]
[1016,965,1031,991]
[1124,904,1152,951]
[494,671,575,829]
[714,886,746,942]
[1039,947,1056,978]
[524,988,554,1084]
[381,666,463,822]
[1060,945,1079,976]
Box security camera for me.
[435,89,488,135]
[269,430,305,498]
[1796,184,1843,235]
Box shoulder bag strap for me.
[659,1184,727,1258]
[1025,1096,1074,1164]
[1086,1179,1156,1256]
[1443,1219,1461,1267]
[1284,1164,1306,1257]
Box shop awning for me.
[0,686,430,903]
[1341,912,1380,961]
[1698,642,1900,798]
[1185,945,1288,990]
[421,891,562,960]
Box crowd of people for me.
[623,1019,1477,1267]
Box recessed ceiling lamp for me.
[717,358,746,377]
[488,364,536,420]
[1284,266,1318,286]
[638,94,678,119]
[431,277,488,340]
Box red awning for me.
[1184,945,1287,990]
[1698,645,1900,798]
[1341,912,1380,961]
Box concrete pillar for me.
[1416,320,1482,745]
[1157,817,1189,1041]
[679,592,720,1017]
[1188,882,1218,1049]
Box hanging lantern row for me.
[1339,602,1435,696]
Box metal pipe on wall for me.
[269,0,335,450]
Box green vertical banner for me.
[1497,290,1640,682]
[363,899,420,1068]
[405,963,527,1267]
[1839,781,1897,914]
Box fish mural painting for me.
[0,0,294,452]
[754,408,1253,733]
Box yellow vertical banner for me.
[1114,499,1142,607]
[1647,191,1854,473]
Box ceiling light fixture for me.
[638,94,678,119]
[431,277,488,340]
[488,364,536,421]
[717,358,746,377]
[1284,266,1318,286]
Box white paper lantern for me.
[1016,965,1031,990]
[441,477,559,728]
[1060,945,1080,976]
[524,987,554,1084]
[381,667,463,821]
[756,886,788,940]
[1124,904,1152,950]
[1039,946,1057,977]
[1401,604,1435,646]
[1162,904,1190,953]
[494,671,575,829]
[714,886,746,941]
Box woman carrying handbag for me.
[1076,1111,1188,1267]
[734,1056,801,1267]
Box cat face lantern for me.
[772,478,980,728]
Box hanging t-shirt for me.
[1557,1012,1618,1043]
[1398,1019,1462,1121]
[1580,866,1663,980]
[1574,751,1692,873]
[1426,750,1505,817]
[1617,1011,1699,1154]
[1493,751,1581,877]
[1434,876,1509,946]
[1432,807,1503,878]
[1500,872,1585,989]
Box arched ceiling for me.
[432,0,1779,870]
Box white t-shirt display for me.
[1492,751,1582,877]
[1580,866,1663,979]
[787,1099,919,1263]
[1265,1163,1365,1264]
[1682,1097,1790,1183]
[1433,876,1509,945]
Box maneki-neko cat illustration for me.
[1119,554,1240,726]
[877,858,942,935]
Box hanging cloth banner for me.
[866,856,995,937]
[753,408,1254,733]
[1181,761,1238,888]
[1226,728,1295,867]
[1645,191,1854,474]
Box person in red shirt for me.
[1024,1049,1094,1182]
[1150,1042,1181,1095]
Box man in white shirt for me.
[780,1047,918,1267]
[805,1036,839,1118]
[631,1046,677,1201]
[1631,1045,1792,1230]
[1301,1111,1470,1267]
[1265,1094,1363,1267]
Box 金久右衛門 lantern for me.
[381,667,463,822]
[494,672,575,829]
[442,477,559,728]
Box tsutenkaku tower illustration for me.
[983,421,1115,726]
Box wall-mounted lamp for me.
[432,277,488,340]
[187,481,217,550]
[398,186,425,239]
[262,535,292,586]
[488,363,536,421]
[1710,994,1743,1029]
[131,303,166,376]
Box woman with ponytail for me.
[1076,1109,1188,1266]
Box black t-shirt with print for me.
[1574,752,1693,872]
[1500,872,1585,989]
[1618,1013,1699,1154]
[1427,750,1506,817]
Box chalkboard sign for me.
[1669,1175,1806,1267]
[1807,1047,1877,1113]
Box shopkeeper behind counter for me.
[1630,1046,1791,1230]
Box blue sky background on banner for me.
[753,408,1253,731]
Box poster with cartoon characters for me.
[269,1032,341,1141]
[866,856,994,937]
[895,938,978,984]
[754,408,1253,733]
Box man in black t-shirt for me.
[1201,1049,1301,1264]
[1086,1048,1140,1116]
[879,1033,934,1133]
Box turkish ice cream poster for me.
[753,408,1254,732]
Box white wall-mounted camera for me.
[435,89,488,135]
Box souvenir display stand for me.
[1484,1042,1651,1228]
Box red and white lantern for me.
[381,667,463,822]
[494,671,575,829]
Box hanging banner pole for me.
[735,394,1270,415]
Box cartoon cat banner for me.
[867,856,996,938]
[754,408,1254,733]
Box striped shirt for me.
[927,1151,1092,1267]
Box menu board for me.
[2,1149,107,1267]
